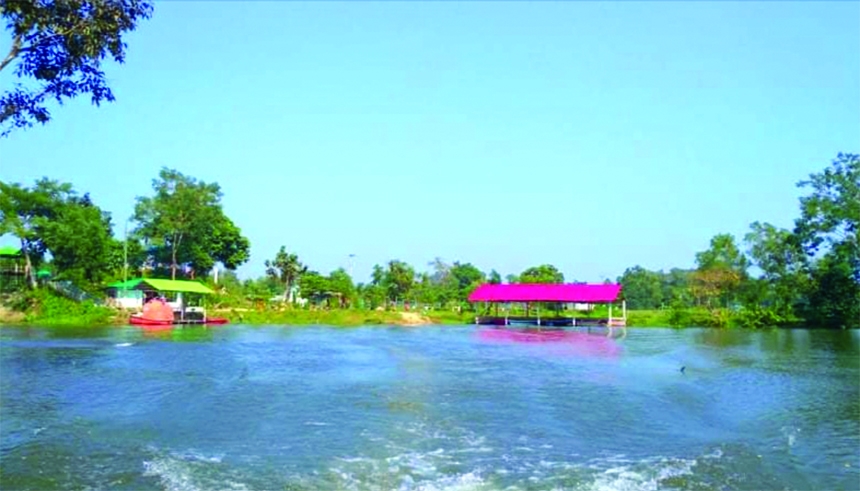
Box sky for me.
[1,1,858,283]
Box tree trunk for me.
[170,232,184,281]
[21,239,36,289]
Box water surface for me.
[1,325,858,490]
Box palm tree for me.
[265,246,307,303]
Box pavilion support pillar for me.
[608,303,612,326]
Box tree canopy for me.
[132,168,250,280]
[0,0,153,136]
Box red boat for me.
[130,297,228,326]
[129,315,229,326]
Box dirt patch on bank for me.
[397,312,432,326]
[0,304,25,324]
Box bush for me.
[12,288,117,326]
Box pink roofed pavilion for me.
[467,283,627,328]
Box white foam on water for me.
[142,449,244,491]
[115,343,133,347]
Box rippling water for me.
[1,325,858,491]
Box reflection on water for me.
[0,325,858,491]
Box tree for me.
[133,168,250,280]
[617,266,664,310]
[801,248,860,329]
[298,270,330,305]
[744,221,807,315]
[0,0,154,136]
[519,264,564,284]
[794,153,859,277]
[327,267,355,307]
[793,153,860,328]
[38,191,116,288]
[694,234,749,307]
[488,269,502,285]
[382,260,415,302]
[0,178,72,287]
[448,261,485,303]
[264,246,307,302]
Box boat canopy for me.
[106,278,215,295]
[0,246,21,257]
[468,283,621,303]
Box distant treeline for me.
[1,154,857,329]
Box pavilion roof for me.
[468,283,621,303]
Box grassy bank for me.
[0,290,794,329]
[0,290,120,327]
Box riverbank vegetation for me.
[1,154,857,329]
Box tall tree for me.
[0,178,71,287]
[264,246,307,302]
[0,0,152,136]
[133,168,249,280]
[488,269,502,285]
[0,0,153,136]
[38,191,116,288]
[448,261,485,303]
[694,234,749,307]
[744,221,807,315]
[617,266,664,310]
[382,260,415,302]
[794,153,859,278]
[793,153,860,328]
[519,264,564,284]
[327,267,355,307]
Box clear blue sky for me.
[1,2,858,283]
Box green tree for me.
[382,260,415,302]
[801,248,860,329]
[488,269,502,284]
[694,234,749,307]
[744,221,807,315]
[449,261,485,303]
[519,264,564,284]
[327,267,355,307]
[617,266,663,310]
[0,0,154,136]
[38,192,116,289]
[793,153,860,328]
[298,271,330,305]
[264,246,307,302]
[794,153,859,277]
[133,168,250,280]
[0,178,73,287]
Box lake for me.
[1,325,858,491]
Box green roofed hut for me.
[0,246,25,289]
[106,278,226,326]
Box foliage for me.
[327,267,355,307]
[10,288,115,325]
[298,270,330,303]
[264,246,306,301]
[380,260,415,302]
[0,0,154,136]
[133,168,250,280]
[617,266,664,309]
[744,221,807,315]
[518,264,564,284]
[0,178,115,289]
[793,153,860,328]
